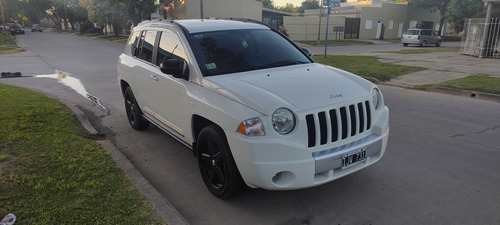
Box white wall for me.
[185,0,262,21]
[285,16,346,41]
[359,3,407,39]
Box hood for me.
[203,63,370,115]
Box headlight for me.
[237,117,265,136]
[372,88,382,110]
[272,108,295,135]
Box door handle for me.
[150,74,159,82]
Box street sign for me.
[323,0,340,7]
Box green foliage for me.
[409,0,451,35]
[446,0,484,32]
[276,3,296,13]
[297,0,320,13]
[0,83,165,224]
[257,0,275,9]
[1,0,23,23]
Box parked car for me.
[117,18,390,199]
[10,24,25,35]
[1,23,13,31]
[32,24,42,32]
[401,28,441,47]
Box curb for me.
[425,87,500,103]
[98,140,189,225]
[69,106,189,225]
[379,82,500,103]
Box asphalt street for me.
[1,31,499,225]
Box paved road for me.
[1,31,499,225]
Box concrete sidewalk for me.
[360,51,500,87]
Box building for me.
[156,0,443,42]
[159,0,261,21]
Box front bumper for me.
[227,106,389,190]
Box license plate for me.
[342,149,366,168]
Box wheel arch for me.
[191,115,220,156]
[120,80,130,97]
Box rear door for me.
[130,30,161,118]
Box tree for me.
[162,0,185,20]
[2,0,23,23]
[276,3,296,13]
[126,0,156,25]
[446,0,484,33]
[410,0,451,35]
[257,0,274,9]
[297,0,320,14]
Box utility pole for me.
[324,0,330,59]
[0,0,8,43]
[200,0,204,19]
[63,0,69,30]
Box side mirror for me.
[301,47,312,57]
[160,58,189,80]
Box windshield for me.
[189,29,312,76]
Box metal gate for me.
[461,17,500,58]
[344,18,360,39]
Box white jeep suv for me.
[117,18,389,199]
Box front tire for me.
[435,40,441,47]
[197,125,244,199]
[403,43,408,47]
[124,87,149,130]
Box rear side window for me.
[128,31,141,56]
[137,31,158,63]
[421,30,431,35]
[404,30,419,35]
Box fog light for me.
[272,172,282,183]
[271,171,295,187]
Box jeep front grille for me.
[306,101,371,148]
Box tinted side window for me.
[138,30,158,63]
[157,30,186,66]
[128,30,141,56]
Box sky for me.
[273,0,304,7]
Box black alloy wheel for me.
[197,125,244,199]
[124,87,149,130]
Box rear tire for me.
[197,125,244,199]
[124,87,149,130]
[403,43,408,47]
[420,40,426,47]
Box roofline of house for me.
[262,8,296,17]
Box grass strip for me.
[416,74,500,95]
[0,83,164,224]
[374,47,461,54]
[298,40,373,46]
[312,55,426,81]
[0,33,22,53]
[98,35,128,41]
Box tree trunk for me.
[438,10,445,35]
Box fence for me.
[461,17,500,58]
